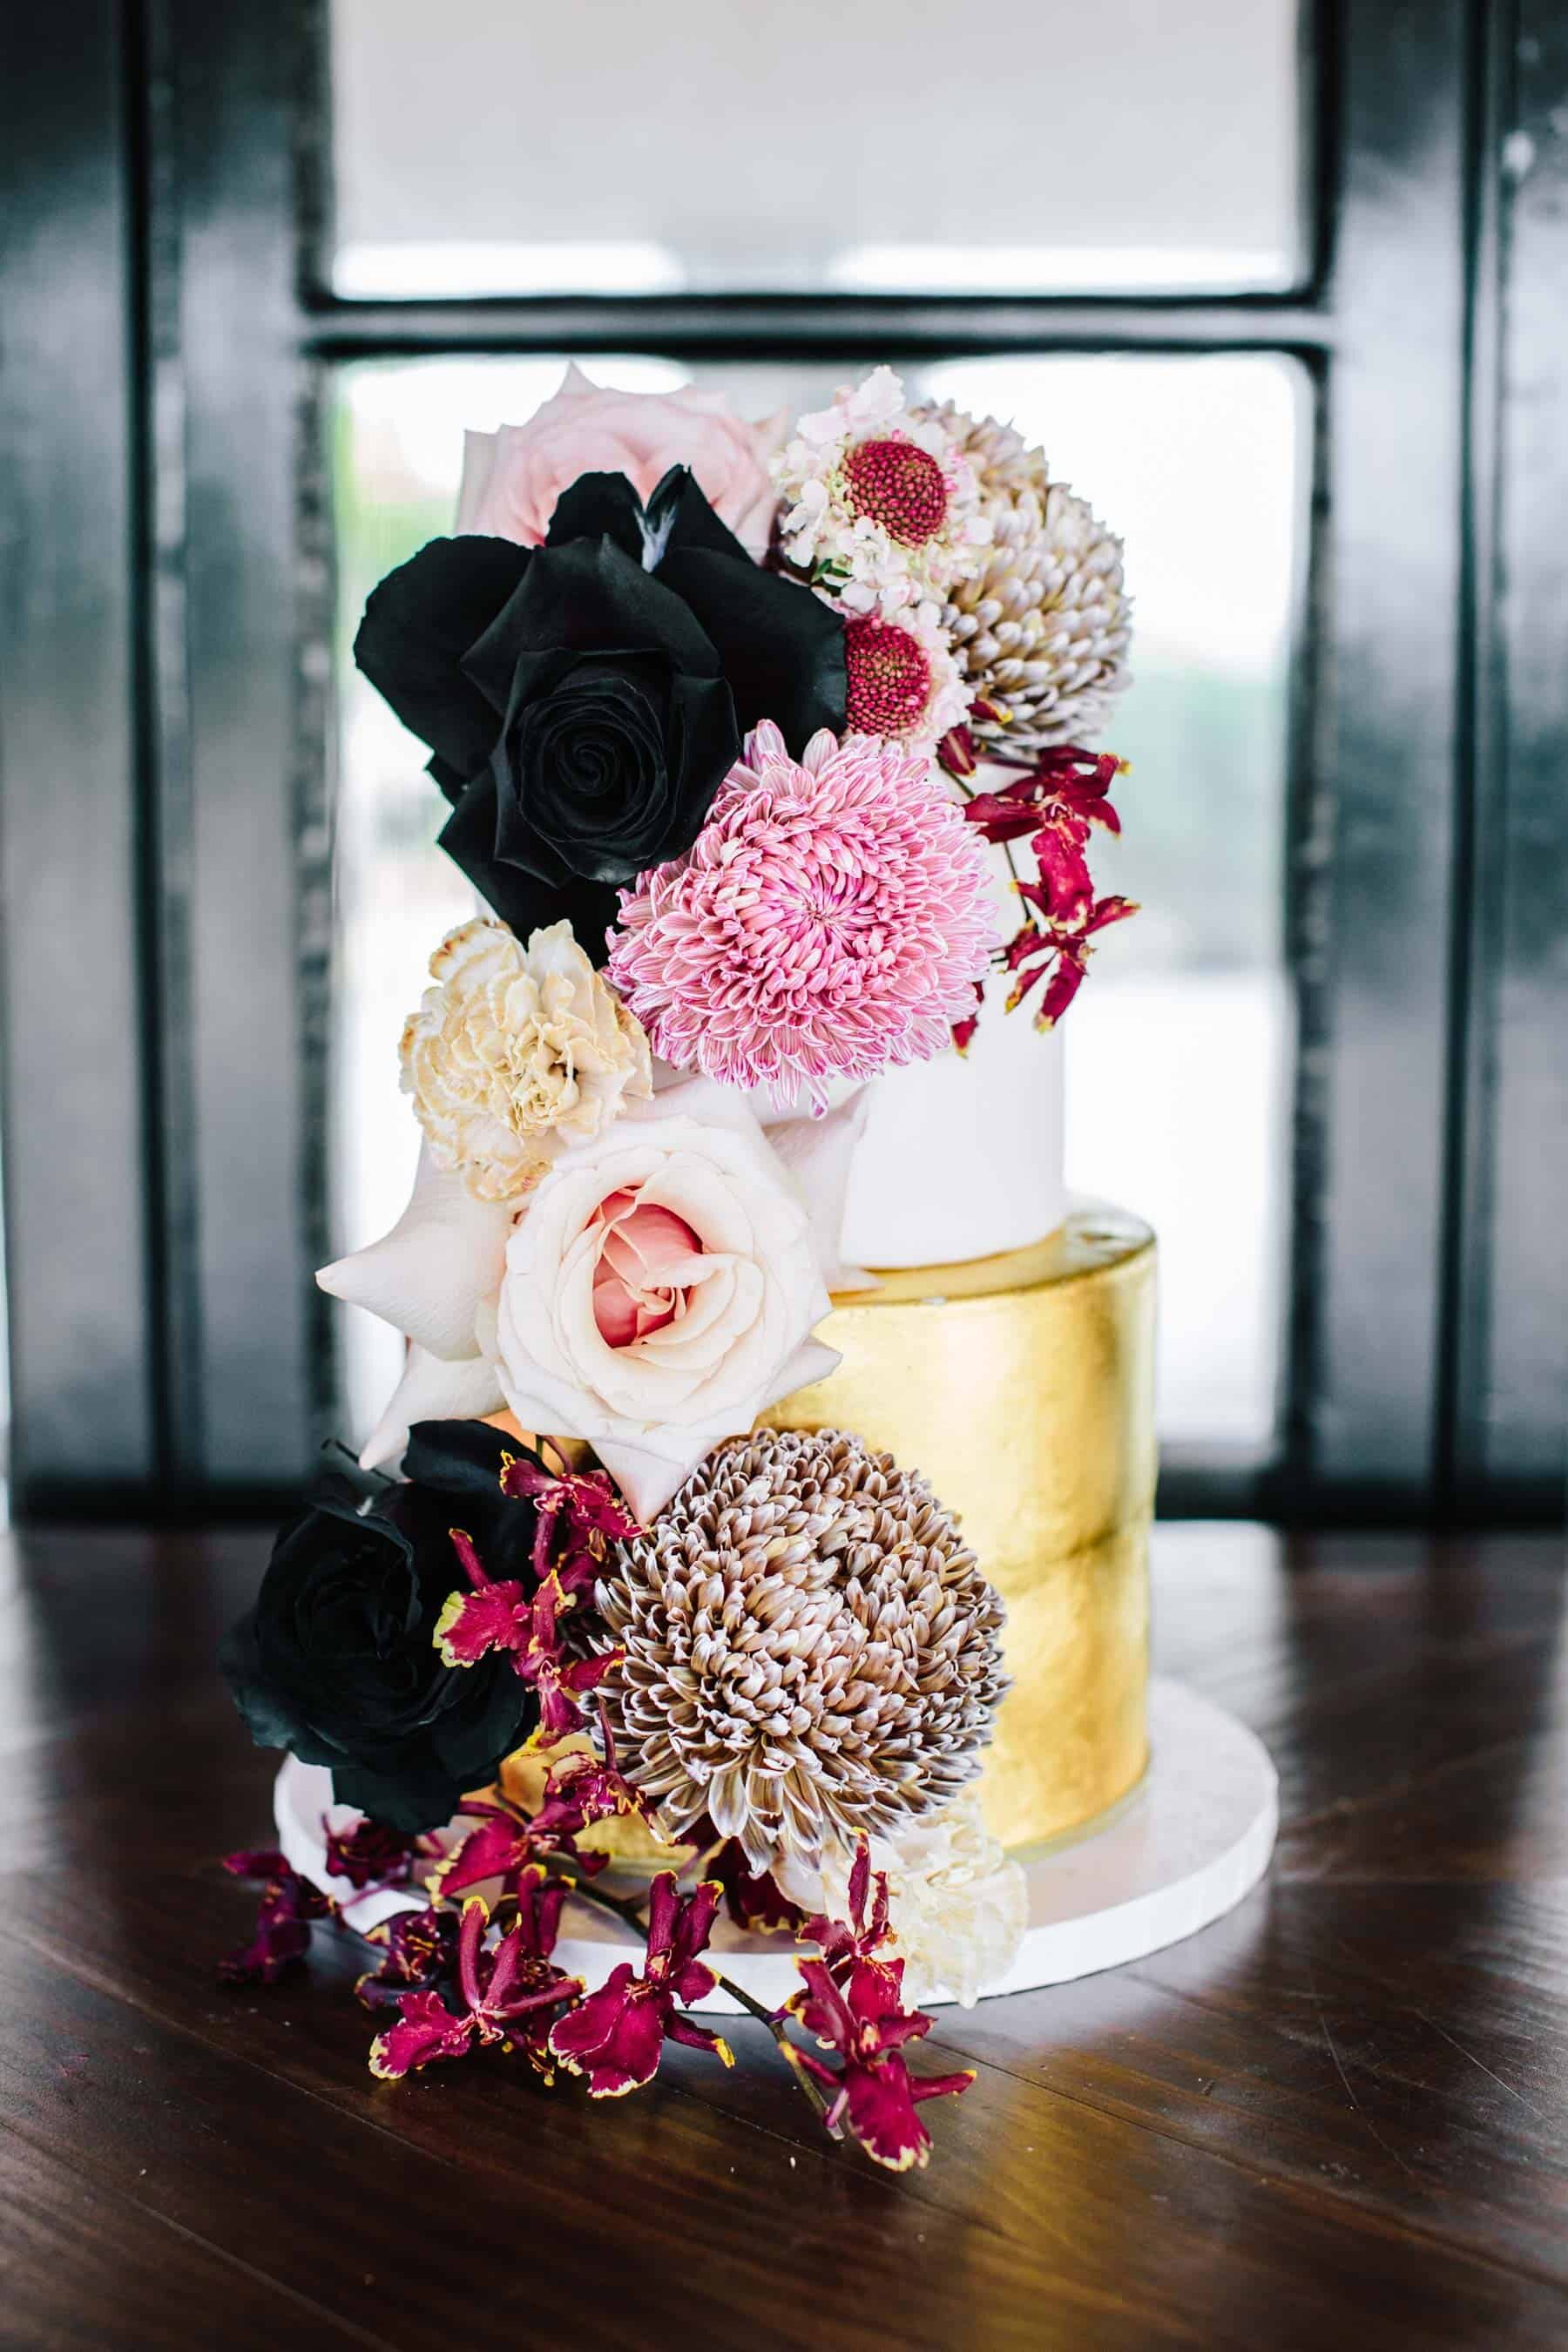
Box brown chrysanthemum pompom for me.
[594,1428,1009,1877]
[918,401,1132,753]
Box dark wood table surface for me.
[3,1520,1566,2350]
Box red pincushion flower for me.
[842,436,950,547]
[547,1872,733,2097]
[843,616,933,737]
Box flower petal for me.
[764,1087,877,1292]
[358,1344,505,1473]
[319,1142,512,1362]
[368,1988,475,2080]
[546,1966,666,2097]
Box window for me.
[4,0,1562,1522]
[330,352,1304,1456]
[328,0,1303,300]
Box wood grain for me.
[2,1519,1566,2349]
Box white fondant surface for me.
[274,1678,1276,2011]
[840,828,1065,1268]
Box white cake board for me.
[274,1677,1275,2014]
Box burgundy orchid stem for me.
[560,1872,829,2119]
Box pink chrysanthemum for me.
[605,722,998,1110]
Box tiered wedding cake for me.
[218,362,1183,2173]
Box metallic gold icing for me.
[760,1207,1157,1849]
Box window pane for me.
[329,0,1302,299]
[329,353,1303,1453]
[922,358,1303,1454]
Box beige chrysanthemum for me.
[918,402,1132,751]
[400,917,651,1202]
[595,1427,1009,1877]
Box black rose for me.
[220,1431,546,1830]
[353,467,846,959]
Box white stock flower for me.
[401,917,651,1203]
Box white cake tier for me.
[839,834,1065,1269]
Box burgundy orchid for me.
[708,1838,806,1937]
[434,1531,622,1741]
[1004,892,1139,1028]
[950,977,985,1057]
[218,1848,334,1985]
[544,1723,660,1837]
[803,1839,891,1982]
[786,1955,974,2172]
[322,1816,428,1891]
[440,1797,594,1902]
[355,1903,460,2012]
[951,741,1135,1036]
[368,1889,580,2080]
[432,1701,656,1902]
[963,744,1125,847]
[936,720,979,779]
[497,1443,640,1598]
[547,1872,733,2097]
[967,747,1122,923]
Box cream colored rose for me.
[400,917,651,1203]
[319,1071,859,1482]
[490,1076,839,1520]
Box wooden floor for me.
[2,1522,1566,2350]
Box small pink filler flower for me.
[606,722,997,1110]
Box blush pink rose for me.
[456,363,786,557]
[589,1190,704,1348]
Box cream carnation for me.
[400,917,651,1203]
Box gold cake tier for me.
[759,1206,1157,1852]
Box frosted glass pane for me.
[329,353,1302,1452]
[329,0,1301,298]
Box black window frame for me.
[2,0,1563,1526]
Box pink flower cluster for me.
[607,721,997,1111]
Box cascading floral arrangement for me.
[219,362,1134,2172]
